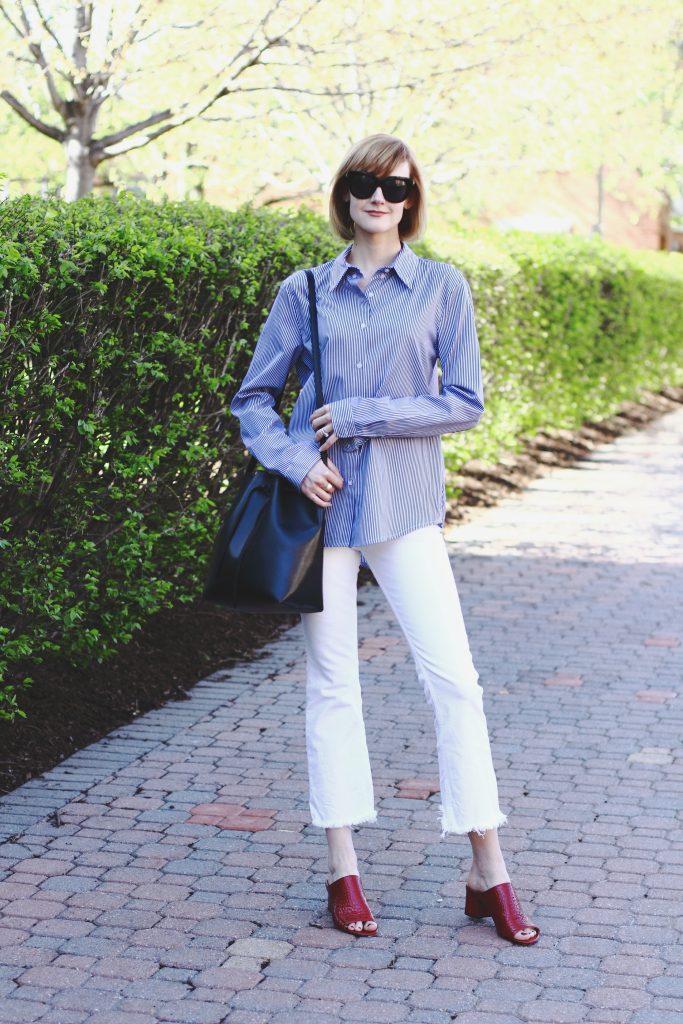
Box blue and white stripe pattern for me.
[229,241,484,568]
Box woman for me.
[230,134,540,945]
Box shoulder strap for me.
[305,269,328,468]
[305,269,322,409]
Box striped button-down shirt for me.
[229,241,484,568]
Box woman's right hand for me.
[301,458,344,507]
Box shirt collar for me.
[329,241,418,291]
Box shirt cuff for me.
[329,399,357,440]
[282,444,322,490]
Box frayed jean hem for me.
[440,808,509,839]
[311,809,378,830]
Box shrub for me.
[427,229,683,467]
[0,195,338,719]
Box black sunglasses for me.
[345,170,415,203]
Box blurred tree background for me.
[1,0,681,236]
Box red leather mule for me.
[465,881,540,945]
[326,873,378,937]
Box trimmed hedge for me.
[0,196,339,720]
[429,229,683,465]
[1,195,682,721]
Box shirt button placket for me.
[361,287,371,331]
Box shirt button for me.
[368,291,374,298]
[361,323,366,329]
[356,362,362,368]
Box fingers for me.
[315,477,338,504]
[312,459,342,485]
[309,482,334,506]
[300,459,344,506]
[310,403,330,423]
[310,405,332,439]
[325,459,344,487]
[307,490,332,508]
[310,406,340,456]
[318,468,343,490]
[317,430,338,454]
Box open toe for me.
[465,881,540,946]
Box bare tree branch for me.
[95,107,173,150]
[30,0,69,62]
[0,1,22,37]
[94,1,322,158]
[225,0,290,74]
[0,89,64,140]
[258,184,321,206]
[101,3,151,77]
[12,0,67,112]
[72,2,93,83]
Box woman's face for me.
[345,158,413,239]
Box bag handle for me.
[241,268,326,479]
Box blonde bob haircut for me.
[329,133,427,242]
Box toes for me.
[345,919,376,934]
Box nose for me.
[370,185,384,202]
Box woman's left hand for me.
[310,404,338,453]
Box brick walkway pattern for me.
[1,407,682,1024]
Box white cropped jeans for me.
[300,524,509,838]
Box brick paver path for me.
[1,407,682,1024]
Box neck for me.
[348,231,402,275]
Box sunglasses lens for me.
[383,178,410,202]
[346,172,375,199]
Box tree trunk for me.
[63,101,100,201]
[64,140,96,200]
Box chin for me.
[361,218,397,232]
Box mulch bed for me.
[444,385,683,525]
[1,384,682,797]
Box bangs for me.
[344,138,413,178]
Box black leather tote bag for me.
[202,269,327,613]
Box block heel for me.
[464,881,540,945]
[464,884,487,918]
[326,873,378,937]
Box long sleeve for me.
[328,271,484,439]
[229,275,322,489]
